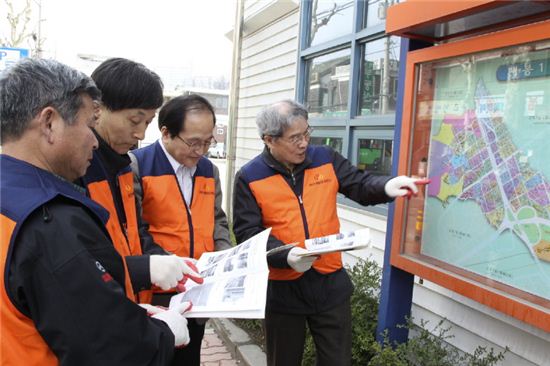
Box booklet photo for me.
[295,228,371,257]
[169,228,271,319]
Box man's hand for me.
[384,176,431,198]
[287,247,318,272]
[140,302,193,347]
[176,259,203,292]
[150,255,203,291]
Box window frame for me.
[296,0,399,215]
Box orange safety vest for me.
[0,156,110,365]
[83,153,151,303]
[132,142,215,260]
[243,147,342,280]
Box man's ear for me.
[36,106,60,144]
[160,126,171,142]
[93,101,102,121]
[263,135,274,148]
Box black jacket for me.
[3,156,175,365]
[79,131,167,293]
[232,145,392,314]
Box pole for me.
[224,0,245,224]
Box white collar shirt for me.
[159,140,196,208]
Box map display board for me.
[400,38,550,310]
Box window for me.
[359,36,400,115]
[298,0,401,214]
[310,0,354,47]
[306,49,351,118]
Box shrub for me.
[236,257,506,366]
[368,319,507,366]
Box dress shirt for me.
[159,141,196,208]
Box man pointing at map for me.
[232,99,428,366]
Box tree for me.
[1,0,44,57]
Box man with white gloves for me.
[78,58,203,305]
[0,57,191,365]
[233,100,429,366]
[141,302,194,347]
[150,255,202,291]
[130,95,233,366]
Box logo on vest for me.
[309,173,330,186]
[199,183,214,195]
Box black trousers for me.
[152,294,206,366]
[264,299,352,366]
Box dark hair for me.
[158,94,216,137]
[0,58,101,143]
[91,58,163,111]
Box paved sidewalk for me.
[200,319,267,366]
[200,323,240,366]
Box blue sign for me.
[496,59,550,81]
[0,47,30,73]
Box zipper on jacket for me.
[290,171,310,239]
[115,175,133,255]
[175,175,195,258]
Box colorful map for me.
[420,50,550,301]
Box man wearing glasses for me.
[130,94,232,366]
[232,99,427,366]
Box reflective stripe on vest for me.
[249,163,341,281]
[86,171,143,303]
[1,215,57,365]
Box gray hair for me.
[256,99,308,138]
[0,58,101,143]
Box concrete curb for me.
[210,318,267,366]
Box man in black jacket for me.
[0,58,190,365]
[233,99,426,366]
[79,58,201,305]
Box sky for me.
[3,0,237,90]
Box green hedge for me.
[235,258,506,366]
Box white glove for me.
[140,302,192,347]
[150,255,203,291]
[287,247,317,273]
[384,176,430,198]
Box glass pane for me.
[357,138,392,175]
[310,136,343,154]
[310,0,354,47]
[306,49,351,118]
[403,39,550,306]
[359,36,400,116]
[365,0,391,28]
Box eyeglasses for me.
[278,126,313,145]
[176,135,217,151]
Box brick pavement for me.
[200,323,240,366]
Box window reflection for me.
[359,37,400,116]
[310,136,343,154]
[357,138,393,175]
[310,0,354,47]
[365,0,399,28]
[306,49,351,118]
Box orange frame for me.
[391,19,550,333]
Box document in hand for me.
[296,228,371,257]
[169,228,271,319]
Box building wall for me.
[234,8,300,171]
[233,1,550,364]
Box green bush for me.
[302,258,381,365]
[368,319,507,366]
[236,257,506,366]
